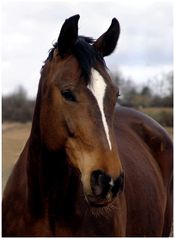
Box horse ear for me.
[93,18,120,57]
[57,14,80,57]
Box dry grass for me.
[2,122,31,190]
[165,127,173,138]
[140,107,172,114]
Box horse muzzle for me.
[86,170,124,207]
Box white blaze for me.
[88,68,112,150]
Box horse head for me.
[39,15,124,207]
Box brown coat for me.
[2,106,173,236]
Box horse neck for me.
[40,146,73,201]
[27,84,83,220]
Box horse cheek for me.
[40,96,68,151]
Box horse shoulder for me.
[114,106,172,236]
[115,106,172,186]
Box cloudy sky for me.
[2,0,173,98]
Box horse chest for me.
[54,217,122,237]
[54,197,126,236]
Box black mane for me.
[46,36,105,84]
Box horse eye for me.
[117,92,120,98]
[116,91,120,99]
[61,90,76,102]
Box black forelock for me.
[72,36,105,84]
[45,36,105,84]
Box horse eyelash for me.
[61,89,77,102]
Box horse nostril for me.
[90,170,124,200]
[111,172,124,197]
[90,170,111,197]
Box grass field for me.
[139,107,173,128]
[140,107,173,113]
[2,122,32,190]
[2,114,173,191]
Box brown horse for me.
[2,15,173,236]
